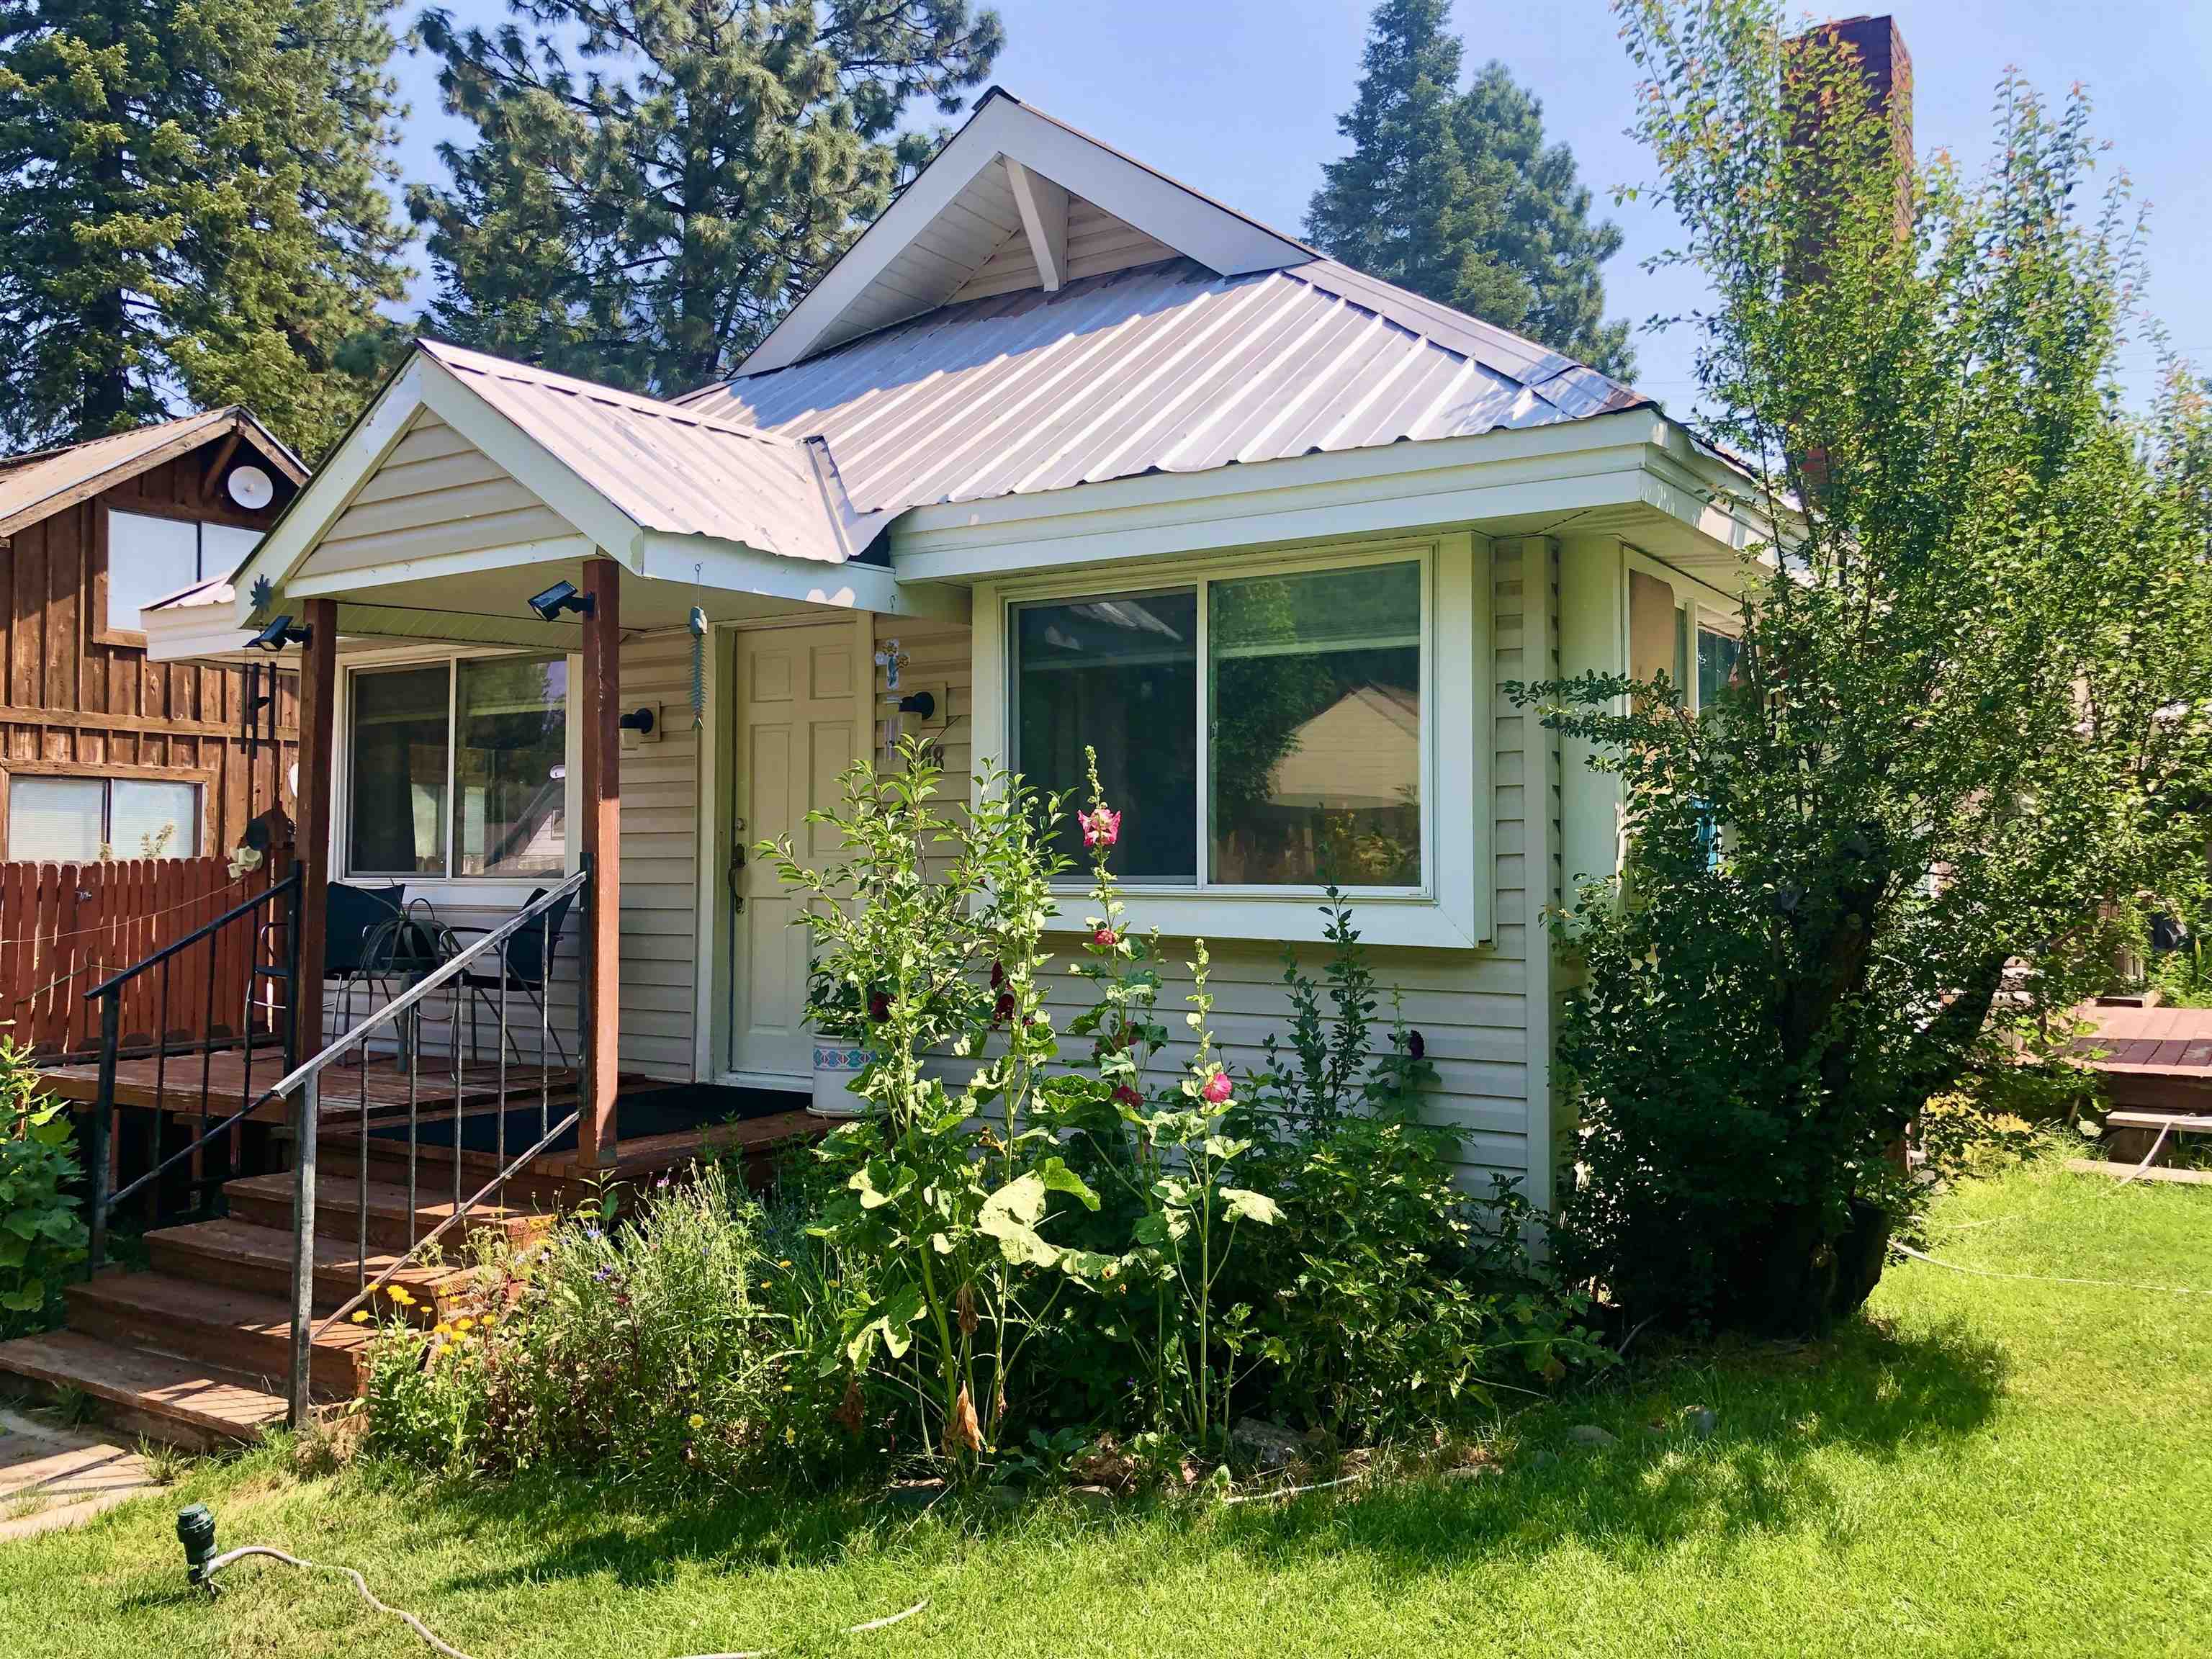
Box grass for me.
[4,1156,2208,1658]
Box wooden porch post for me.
[293,597,337,1063]
[580,558,621,1169]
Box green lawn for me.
[6,1157,2209,1658]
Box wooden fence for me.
[0,856,284,1060]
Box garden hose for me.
[182,1507,928,1659]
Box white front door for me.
[727,622,866,1082]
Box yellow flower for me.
[454,1317,475,1334]
[432,1322,452,1338]
[783,1426,796,1446]
[477,1313,497,1327]
[781,1384,793,1393]
[778,1259,793,1268]
[385,1285,415,1308]
[688,1412,705,1430]
[349,1310,370,1324]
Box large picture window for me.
[347,655,569,879]
[1012,554,1428,894]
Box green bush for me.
[361,1164,845,1488]
[0,1040,88,1337]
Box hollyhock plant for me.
[1079,806,1120,850]
[1092,926,1118,948]
[1200,1070,1233,1105]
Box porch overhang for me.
[228,340,966,648]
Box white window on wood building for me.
[8,775,200,860]
[104,511,264,634]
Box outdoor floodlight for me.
[527,580,593,622]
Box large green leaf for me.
[0,1280,43,1312]
[1221,1187,1284,1226]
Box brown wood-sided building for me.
[0,410,307,862]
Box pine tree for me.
[1307,1,1635,379]
[0,0,413,457]
[1456,60,1635,377]
[409,1,1004,396]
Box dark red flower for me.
[990,961,1007,989]
[867,991,891,1023]
[994,992,1016,1024]
[1113,1084,1143,1108]
[1406,1029,1426,1061]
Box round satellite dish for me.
[227,464,275,510]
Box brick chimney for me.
[1788,14,1915,233]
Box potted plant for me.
[806,965,877,1118]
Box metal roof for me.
[0,408,304,540]
[683,256,1650,531]
[420,341,858,565]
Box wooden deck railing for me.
[0,856,283,1059]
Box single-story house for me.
[176,88,1769,1207]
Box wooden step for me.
[2067,1157,2212,1185]
[2105,1110,2212,1132]
[145,1219,469,1321]
[223,1169,553,1254]
[0,1330,297,1452]
[314,1135,580,1215]
[65,1273,369,1395]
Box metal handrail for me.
[82,871,300,1002]
[85,869,301,1270]
[279,860,593,1424]
[261,866,587,1105]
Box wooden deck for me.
[39,1048,580,1125]
[2078,1004,2212,1113]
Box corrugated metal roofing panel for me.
[683,256,1652,525]
[421,341,850,564]
[0,409,257,536]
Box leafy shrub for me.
[1229,900,1607,1439]
[361,1164,843,1488]
[0,1040,88,1336]
[763,739,1111,1470]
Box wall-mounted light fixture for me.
[618,706,656,736]
[526,580,593,622]
[247,613,313,651]
[896,690,935,720]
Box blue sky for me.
[385,1,2212,414]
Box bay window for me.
[346,654,570,880]
[1009,549,1438,900]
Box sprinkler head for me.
[176,1502,217,1588]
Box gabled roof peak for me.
[737,91,1316,377]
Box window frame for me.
[977,531,1487,950]
[92,501,264,648]
[0,760,212,860]
[336,645,582,897]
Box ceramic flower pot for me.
[809,1033,873,1118]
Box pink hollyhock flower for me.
[1079,807,1121,849]
[1092,926,1118,948]
[1200,1071,1233,1105]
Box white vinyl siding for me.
[303,411,580,580]
[886,541,1542,1197]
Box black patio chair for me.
[451,886,573,1069]
[325,882,406,1044]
